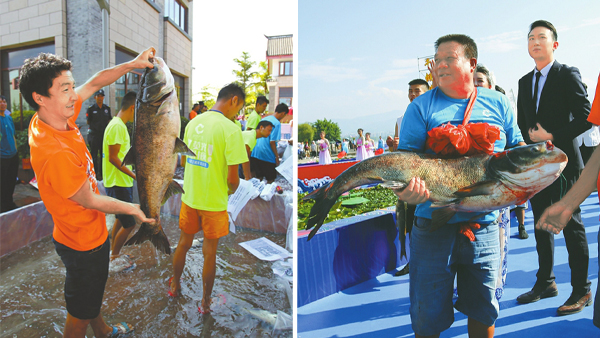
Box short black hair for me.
[257,120,274,129]
[120,91,137,111]
[198,101,205,106]
[435,34,478,60]
[529,20,557,41]
[275,103,289,114]
[192,103,199,108]
[216,83,246,103]
[0,95,6,101]
[256,95,269,105]
[408,78,430,89]
[19,53,73,111]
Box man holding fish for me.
[395,35,525,338]
[20,48,157,337]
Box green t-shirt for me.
[102,117,133,188]
[246,111,261,130]
[182,111,248,211]
[242,130,257,151]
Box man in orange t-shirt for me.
[20,49,156,338]
[537,73,600,328]
[189,103,200,119]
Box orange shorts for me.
[179,202,229,239]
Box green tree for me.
[198,85,217,109]
[312,119,341,142]
[232,52,257,109]
[254,61,271,96]
[298,123,315,144]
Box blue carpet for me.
[298,192,600,337]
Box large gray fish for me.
[123,57,194,254]
[303,141,567,241]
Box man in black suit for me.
[516,20,593,316]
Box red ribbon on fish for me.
[425,88,501,240]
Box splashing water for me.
[0,214,292,337]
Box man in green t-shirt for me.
[170,83,248,314]
[246,95,269,130]
[240,119,274,179]
[102,91,138,266]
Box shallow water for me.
[0,214,292,337]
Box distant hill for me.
[331,110,403,140]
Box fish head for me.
[138,56,175,104]
[489,141,568,190]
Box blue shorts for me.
[409,217,500,336]
[53,237,109,319]
[105,186,136,228]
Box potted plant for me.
[15,130,31,169]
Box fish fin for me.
[380,181,407,189]
[124,223,171,255]
[396,199,408,260]
[430,208,456,232]
[174,137,196,156]
[453,180,500,198]
[430,199,460,208]
[366,176,385,184]
[162,180,184,205]
[122,148,136,167]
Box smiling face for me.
[434,41,476,96]
[528,26,558,66]
[0,98,7,113]
[37,70,78,121]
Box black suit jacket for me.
[517,60,592,173]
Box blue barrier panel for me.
[298,208,408,307]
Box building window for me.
[165,0,188,33]
[1,43,55,128]
[172,73,185,116]
[279,87,292,107]
[115,48,144,109]
[279,61,293,76]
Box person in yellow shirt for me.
[169,83,248,314]
[246,95,268,130]
[102,91,138,266]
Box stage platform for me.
[298,192,600,337]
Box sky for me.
[191,0,297,103]
[298,0,600,137]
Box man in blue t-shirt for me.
[250,103,288,183]
[396,34,524,338]
[0,95,19,212]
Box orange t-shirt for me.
[189,110,197,119]
[588,73,600,197]
[29,94,107,251]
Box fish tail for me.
[305,184,339,241]
[125,223,172,255]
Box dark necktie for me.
[533,71,541,114]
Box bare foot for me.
[199,298,212,314]
[168,277,181,297]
